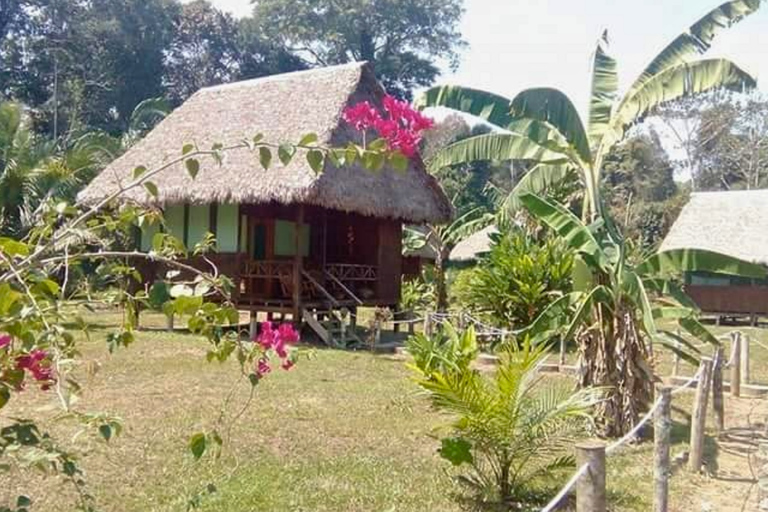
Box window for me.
[273,220,310,257]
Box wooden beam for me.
[292,204,304,323]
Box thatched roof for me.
[79,62,451,224]
[661,189,768,266]
[449,225,499,262]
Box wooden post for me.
[654,386,672,512]
[166,313,174,332]
[423,310,432,336]
[712,347,725,434]
[393,309,401,333]
[731,332,741,398]
[758,442,768,511]
[576,441,606,512]
[249,311,258,340]
[292,205,304,323]
[689,357,713,473]
[559,336,566,367]
[741,333,750,385]
[671,333,681,377]
[408,311,415,335]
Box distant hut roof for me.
[449,225,499,262]
[661,189,768,266]
[79,62,451,224]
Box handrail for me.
[301,270,340,307]
[324,270,364,306]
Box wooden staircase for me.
[302,309,361,347]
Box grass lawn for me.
[1,306,766,511]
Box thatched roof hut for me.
[661,189,768,265]
[79,62,450,224]
[449,225,499,262]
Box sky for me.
[200,0,768,118]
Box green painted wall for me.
[239,215,248,252]
[274,220,309,257]
[140,222,160,252]
[217,204,238,252]
[165,205,186,243]
[187,204,209,247]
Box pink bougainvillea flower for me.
[0,335,10,351]
[343,94,433,158]
[277,323,299,345]
[256,358,271,378]
[256,322,276,350]
[15,349,55,390]
[281,359,295,371]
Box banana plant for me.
[415,0,761,221]
[518,192,765,436]
[405,207,493,312]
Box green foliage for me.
[412,337,601,507]
[455,229,574,328]
[399,277,434,313]
[406,322,479,377]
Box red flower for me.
[255,358,271,378]
[0,335,10,351]
[342,94,433,159]
[15,349,55,390]
[281,359,295,371]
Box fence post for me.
[654,386,672,512]
[672,333,681,377]
[249,312,258,341]
[731,332,742,398]
[576,441,606,512]
[741,333,750,385]
[559,336,566,367]
[758,442,768,510]
[423,310,431,337]
[166,313,174,332]
[689,357,713,473]
[711,347,725,434]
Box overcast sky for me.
[199,0,768,117]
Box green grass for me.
[1,306,764,511]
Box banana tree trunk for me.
[434,254,449,313]
[577,302,653,437]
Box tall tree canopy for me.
[251,0,466,99]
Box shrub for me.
[406,322,479,376]
[456,230,574,329]
[412,336,601,508]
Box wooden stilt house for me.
[79,63,451,339]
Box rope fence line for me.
[539,365,705,512]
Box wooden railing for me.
[240,260,294,279]
[325,263,377,282]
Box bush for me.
[412,335,601,508]
[455,230,573,329]
[406,322,479,376]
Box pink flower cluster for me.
[342,95,434,157]
[0,335,56,391]
[253,322,299,379]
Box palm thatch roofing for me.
[79,62,451,224]
[449,225,499,262]
[661,189,768,266]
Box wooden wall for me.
[376,219,402,304]
[685,284,768,316]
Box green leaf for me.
[429,133,568,171]
[185,158,200,180]
[628,0,761,96]
[509,87,592,164]
[143,181,159,198]
[252,133,264,145]
[278,144,296,165]
[0,237,29,257]
[587,30,618,150]
[169,284,194,298]
[610,59,756,147]
[98,424,112,442]
[306,149,325,173]
[389,151,409,172]
[299,132,318,146]
[362,150,385,171]
[189,432,207,460]
[438,437,474,466]
[258,147,272,170]
[502,163,578,213]
[0,386,10,409]
[679,317,720,347]
[413,85,514,128]
[132,165,147,179]
[182,143,194,155]
[638,248,766,279]
[519,193,603,264]
[16,496,31,508]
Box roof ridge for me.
[199,61,369,94]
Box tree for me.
[602,133,681,248]
[416,0,762,435]
[251,0,466,99]
[405,209,491,312]
[417,1,760,222]
[520,192,764,436]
